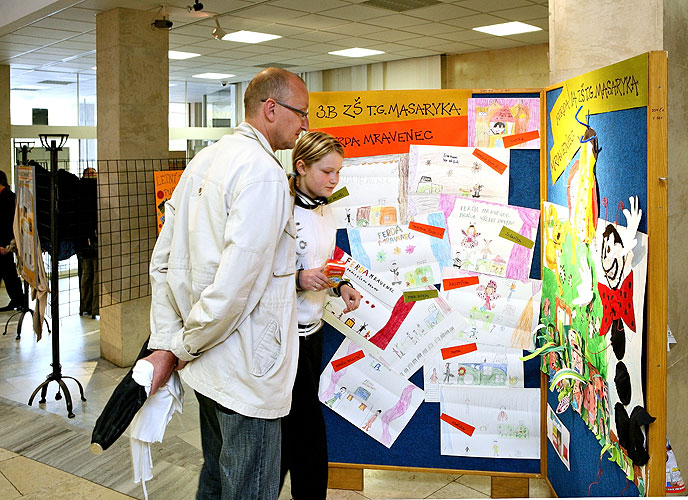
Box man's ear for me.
[263,98,277,123]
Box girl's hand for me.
[299,267,330,291]
[340,285,361,313]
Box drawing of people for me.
[429,368,438,384]
[453,249,466,268]
[389,261,401,285]
[583,381,598,433]
[497,406,508,421]
[461,225,480,248]
[325,386,347,408]
[567,328,584,375]
[345,208,353,227]
[572,380,584,414]
[480,239,492,260]
[477,280,500,311]
[493,441,499,457]
[442,362,455,383]
[357,322,368,336]
[472,184,484,198]
[361,409,381,431]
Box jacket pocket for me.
[272,218,297,277]
[250,319,282,377]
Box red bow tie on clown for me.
[597,271,636,337]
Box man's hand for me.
[141,350,178,396]
[298,267,330,291]
[340,284,361,313]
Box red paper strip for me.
[472,148,508,175]
[409,221,445,239]
[331,350,365,372]
[442,276,479,290]
[440,413,475,436]
[441,343,478,360]
[501,130,540,148]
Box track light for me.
[188,0,203,12]
[152,5,173,29]
[212,17,226,40]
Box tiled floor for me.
[0,288,552,499]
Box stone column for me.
[1,65,10,182]
[96,8,168,366]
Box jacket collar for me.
[233,122,283,170]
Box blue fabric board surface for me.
[324,92,542,473]
[543,87,646,496]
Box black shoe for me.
[0,302,21,312]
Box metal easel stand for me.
[2,281,51,340]
[27,134,86,419]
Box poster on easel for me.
[15,165,39,288]
[153,170,184,234]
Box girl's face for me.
[296,152,343,199]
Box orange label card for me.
[442,276,479,290]
[440,413,475,436]
[472,149,508,175]
[314,116,468,158]
[409,221,445,239]
[502,130,540,148]
[441,343,478,360]
[331,350,364,372]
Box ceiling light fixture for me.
[329,48,385,57]
[221,30,281,44]
[473,21,541,36]
[168,50,200,60]
[192,72,235,79]
[187,0,203,12]
[212,17,227,40]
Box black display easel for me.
[28,134,86,418]
[4,142,51,340]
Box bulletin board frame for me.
[540,51,667,497]
[319,87,547,486]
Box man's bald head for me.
[244,68,306,118]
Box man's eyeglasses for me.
[261,98,309,118]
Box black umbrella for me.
[90,338,153,454]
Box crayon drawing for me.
[319,338,425,448]
[407,145,510,217]
[440,386,540,459]
[468,98,541,149]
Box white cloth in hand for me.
[129,359,184,499]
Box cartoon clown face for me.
[601,224,626,290]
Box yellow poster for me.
[309,89,471,129]
[154,170,184,234]
[549,53,648,183]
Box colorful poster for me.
[540,200,649,485]
[319,338,425,448]
[324,250,465,378]
[329,155,401,229]
[153,170,184,234]
[347,212,452,289]
[423,341,525,403]
[407,145,510,217]
[439,386,540,459]
[440,196,539,280]
[547,404,571,470]
[439,268,541,350]
[468,98,541,149]
[15,165,39,288]
[549,54,648,183]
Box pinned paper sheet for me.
[440,413,475,436]
[547,404,571,470]
[441,343,478,360]
[327,186,349,204]
[403,288,439,303]
[472,149,508,175]
[439,386,540,459]
[468,97,541,150]
[502,130,540,148]
[332,350,365,372]
[442,276,480,290]
[409,221,445,239]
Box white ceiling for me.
[2,0,549,102]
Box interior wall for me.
[664,0,688,479]
[0,65,10,183]
[320,55,441,91]
[443,44,549,89]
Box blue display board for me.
[543,84,647,497]
[323,92,542,475]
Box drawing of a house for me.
[490,255,507,275]
[416,175,442,194]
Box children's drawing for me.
[423,341,525,402]
[319,338,425,448]
[439,386,540,459]
[539,200,649,484]
[407,145,510,217]
[348,212,452,290]
[440,268,541,350]
[323,251,466,378]
[547,404,571,470]
[468,98,541,149]
[328,155,403,229]
[440,196,539,280]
